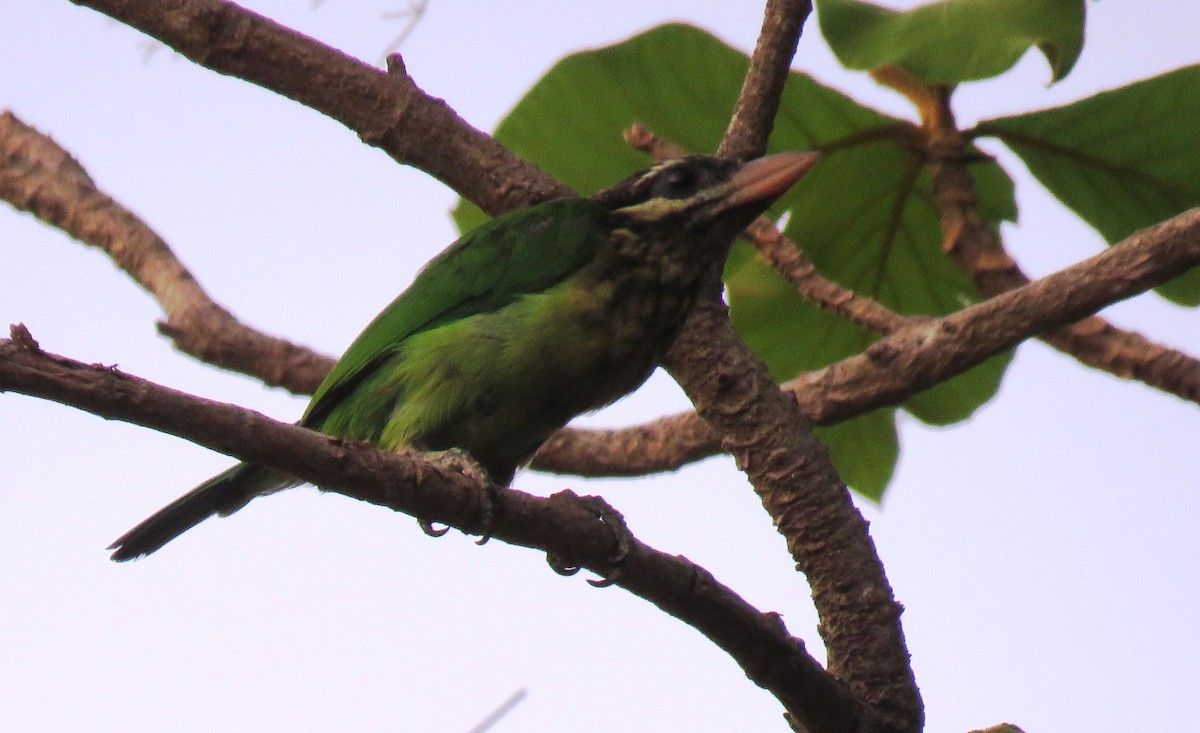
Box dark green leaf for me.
[978,65,1200,305]
[815,0,1085,85]
[459,23,1019,498]
[737,133,1015,428]
[817,412,898,503]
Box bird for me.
[108,151,819,561]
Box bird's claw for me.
[544,492,632,588]
[420,448,498,543]
[418,518,450,537]
[473,484,499,546]
[587,566,623,589]
[546,554,582,577]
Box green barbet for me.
[109,151,818,561]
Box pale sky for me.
[2,2,1198,732]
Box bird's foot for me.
[417,448,498,544]
[424,448,491,484]
[545,492,633,588]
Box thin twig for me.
[379,0,428,62]
[0,111,333,393]
[913,82,1200,405]
[464,689,527,733]
[743,218,917,334]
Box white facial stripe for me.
[636,158,687,188]
[613,196,691,221]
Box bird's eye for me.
[653,165,699,199]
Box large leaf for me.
[456,23,1018,499]
[741,146,1015,429]
[815,0,1084,85]
[978,65,1200,305]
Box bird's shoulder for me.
[301,198,610,425]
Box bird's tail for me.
[108,463,294,562]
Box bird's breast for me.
[373,249,706,482]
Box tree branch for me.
[0,331,869,733]
[916,84,1200,405]
[743,217,917,335]
[655,4,923,730]
[718,0,812,161]
[69,0,572,215]
[0,111,333,393]
[666,303,921,733]
[536,206,1200,473]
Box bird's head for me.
[594,151,819,252]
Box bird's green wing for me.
[301,198,609,427]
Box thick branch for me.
[665,304,919,733]
[719,0,812,160]
[70,0,571,215]
[536,207,1200,473]
[0,111,332,393]
[634,109,921,726]
[663,4,922,730]
[0,333,867,733]
[919,87,1200,404]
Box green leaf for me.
[978,65,1200,305]
[458,23,1019,498]
[451,22,749,234]
[815,0,1085,85]
[732,132,1015,428]
[817,412,898,503]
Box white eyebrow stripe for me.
[635,158,688,188]
[613,196,691,221]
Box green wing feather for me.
[301,198,608,428]
[109,199,606,561]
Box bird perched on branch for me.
[108,151,819,561]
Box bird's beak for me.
[720,151,820,210]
